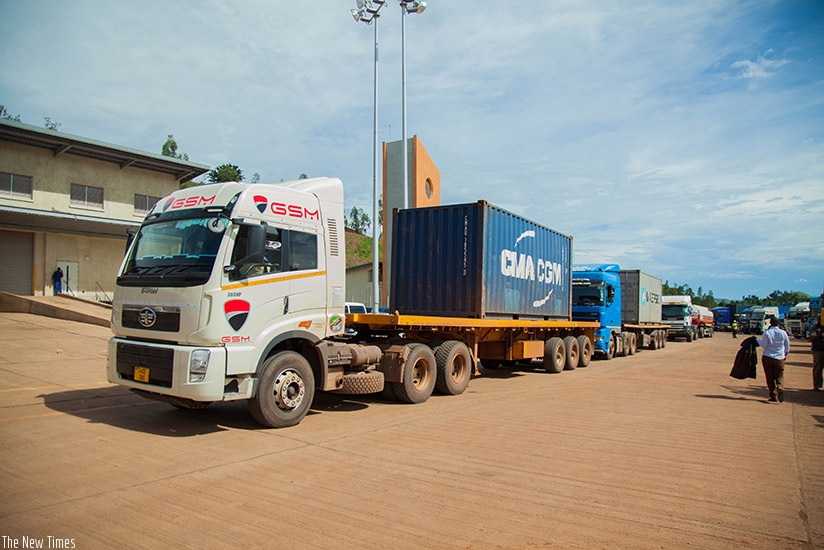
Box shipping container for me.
[390,201,572,319]
[618,270,663,325]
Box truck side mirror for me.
[607,286,615,304]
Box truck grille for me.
[116,342,174,388]
[121,306,181,332]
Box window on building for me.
[70,183,104,209]
[134,193,161,215]
[0,171,33,199]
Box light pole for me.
[351,0,386,313]
[399,0,426,210]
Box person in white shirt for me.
[756,316,791,402]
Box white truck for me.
[662,295,697,342]
[786,302,810,338]
[749,306,779,334]
[106,178,596,428]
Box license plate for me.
[134,366,150,383]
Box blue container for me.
[390,201,572,319]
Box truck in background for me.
[692,304,715,338]
[712,305,745,331]
[662,296,697,341]
[736,306,758,335]
[786,302,810,339]
[749,306,780,334]
[571,265,667,359]
[106,179,597,428]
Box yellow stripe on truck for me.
[221,270,326,291]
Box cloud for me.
[730,50,791,79]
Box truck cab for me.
[786,302,810,338]
[107,177,349,427]
[749,306,779,334]
[662,296,697,342]
[572,265,622,358]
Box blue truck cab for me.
[572,265,621,357]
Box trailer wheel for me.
[335,371,385,395]
[627,333,637,355]
[393,343,436,404]
[248,351,314,428]
[563,336,579,370]
[659,330,666,348]
[543,338,566,373]
[577,336,592,367]
[434,341,472,395]
[649,332,659,350]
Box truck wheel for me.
[685,331,693,342]
[563,336,579,370]
[659,331,666,348]
[543,337,566,373]
[627,333,637,355]
[393,343,437,404]
[649,332,658,350]
[577,336,592,367]
[335,371,384,395]
[434,341,472,395]
[604,336,615,360]
[248,351,315,428]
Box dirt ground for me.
[0,312,821,549]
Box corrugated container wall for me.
[390,201,572,319]
[618,270,663,325]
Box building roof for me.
[0,204,139,238]
[0,119,209,182]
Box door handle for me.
[284,296,289,315]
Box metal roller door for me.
[0,230,34,295]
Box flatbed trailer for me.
[348,313,598,374]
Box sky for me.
[1,0,822,301]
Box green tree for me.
[299,173,308,179]
[43,116,61,131]
[251,172,260,183]
[208,163,244,183]
[346,206,370,234]
[0,105,21,122]
[161,134,189,161]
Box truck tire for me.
[393,343,437,404]
[434,340,472,395]
[563,336,579,370]
[686,331,693,342]
[604,336,615,360]
[335,370,384,395]
[627,333,637,355]
[649,331,658,350]
[659,330,666,348]
[543,337,566,373]
[248,351,315,428]
[577,336,592,368]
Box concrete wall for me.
[0,141,179,221]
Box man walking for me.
[51,267,64,295]
[756,316,790,402]
[731,320,738,339]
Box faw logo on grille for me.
[138,308,157,328]
[224,300,250,331]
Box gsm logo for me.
[164,195,216,210]
[270,202,319,220]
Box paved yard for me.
[0,312,821,548]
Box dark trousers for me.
[813,351,824,390]
[762,356,785,399]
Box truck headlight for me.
[189,350,211,383]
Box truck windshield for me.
[662,305,690,319]
[118,217,226,287]
[572,283,604,306]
